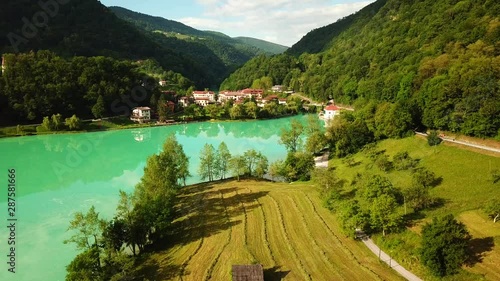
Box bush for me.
[36,126,48,133]
[393,151,418,171]
[492,169,500,184]
[412,167,438,188]
[375,154,392,172]
[427,130,442,146]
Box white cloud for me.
[180,0,375,46]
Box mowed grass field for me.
[330,136,500,281]
[131,180,404,281]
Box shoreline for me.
[0,113,303,139]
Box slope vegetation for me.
[220,0,500,138]
[130,180,404,281]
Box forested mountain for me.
[221,0,500,138]
[0,0,255,88]
[109,6,286,67]
[234,37,288,54]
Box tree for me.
[215,142,231,180]
[149,93,157,109]
[268,160,285,181]
[279,119,304,152]
[243,149,260,176]
[393,151,418,171]
[282,151,315,181]
[305,114,327,155]
[205,104,222,119]
[92,95,105,119]
[65,114,82,130]
[244,101,259,119]
[65,247,102,281]
[484,199,500,223]
[375,154,392,172]
[427,130,442,146]
[64,206,106,251]
[420,215,471,277]
[52,113,63,131]
[64,205,107,278]
[42,116,53,131]
[198,143,217,182]
[370,194,402,236]
[229,104,244,120]
[157,94,168,122]
[131,135,188,243]
[230,155,247,181]
[254,153,269,178]
[412,167,438,188]
[402,184,432,213]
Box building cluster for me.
[180,88,289,108]
[131,87,294,123]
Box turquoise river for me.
[0,115,310,281]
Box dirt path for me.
[415,132,500,154]
[355,231,423,281]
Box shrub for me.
[393,151,418,171]
[375,154,392,172]
[427,130,442,146]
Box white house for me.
[131,107,151,123]
[324,105,341,120]
[193,91,215,102]
[272,85,284,92]
[159,80,167,86]
[194,98,211,107]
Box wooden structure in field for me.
[232,264,264,281]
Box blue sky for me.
[100,0,374,46]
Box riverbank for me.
[0,113,300,139]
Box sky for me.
[99,0,375,47]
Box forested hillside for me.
[0,0,224,88]
[221,0,500,138]
[109,6,285,68]
[234,37,288,54]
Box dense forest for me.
[221,0,500,138]
[0,51,167,125]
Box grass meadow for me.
[329,136,500,281]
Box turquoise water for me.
[0,115,307,281]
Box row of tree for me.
[198,142,269,182]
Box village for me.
[130,82,343,124]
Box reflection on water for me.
[0,115,309,281]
